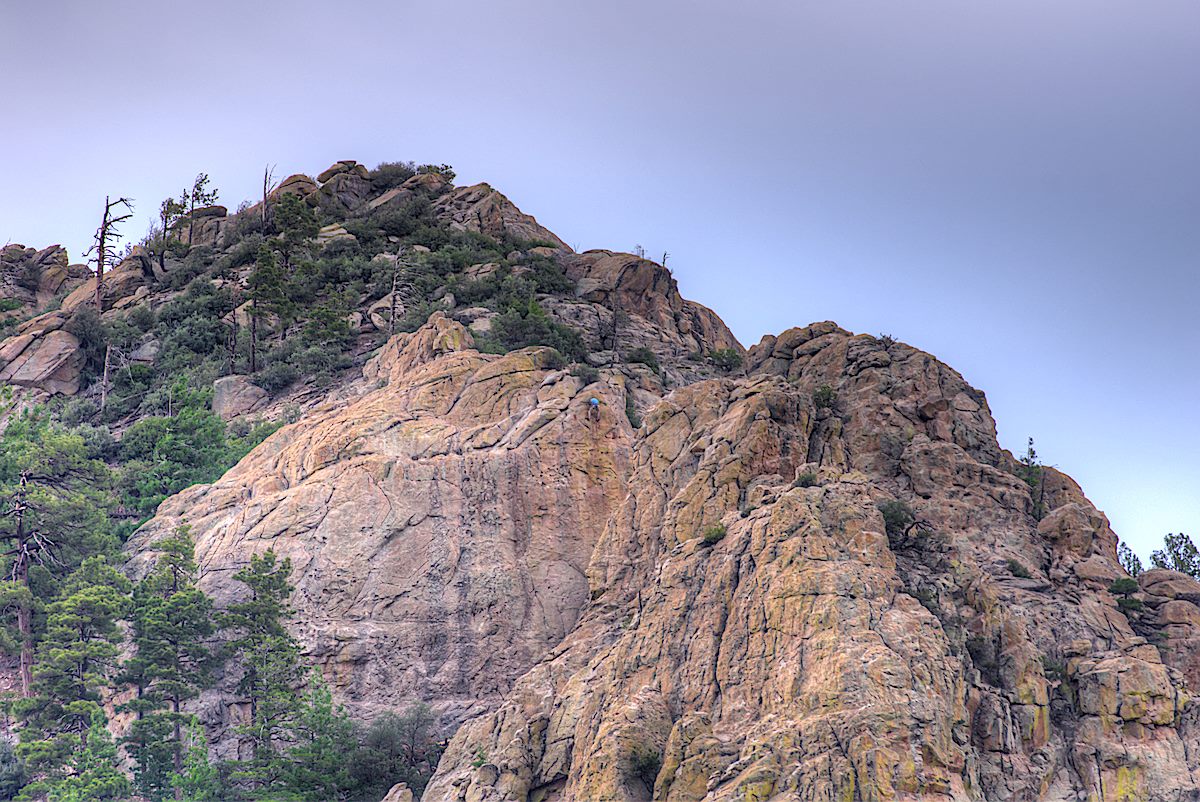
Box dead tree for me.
[85,196,133,312]
[261,164,276,231]
[3,472,60,696]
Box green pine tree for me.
[272,193,318,271]
[14,560,129,795]
[0,414,115,697]
[122,527,219,801]
[34,710,132,802]
[172,721,221,802]
[280,671,357,801]
[222,550,305,798]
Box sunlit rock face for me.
[424,324,1200,802]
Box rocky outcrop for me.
[434,184,570,250]
[126,314,636,746]
[0,326,83,395]
[0,244,86,312]
[424,324,1200,802]
[212,375,268,420]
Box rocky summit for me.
[2,160,1197,802]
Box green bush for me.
[877,500,914,539]
[708,348,743,372]
[813,385,837,409]
[625,346,659,371]
[1006,558,1033,579]
[369,161,417,189]
[701,523,727,546]
[572,364,600,386]
[1109,577,1139,598]
[1117,596,1144,612]
[793,472,818,488]
[489,301,586,361]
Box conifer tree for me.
[123,527,218,801]
[247,244,290,373]
[272,193,317,270]
[281,671,357,801]
[222,549,305,797]
[14,558,130,786]
[0,415,114,696]
[32,710,131,802]
[185,173,219,246]
[173,721,221,802]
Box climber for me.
[588,396,601,421]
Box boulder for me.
[211,375,268,420]
[380,783,413,802]
[0,328,83,395]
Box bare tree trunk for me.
[249,301,258,374]
[100,344,112,411]
[14,475,32,697]
[96,196,109,312]
[172,696,184,799]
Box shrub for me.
[128,304,156,332]
[813,385,837,409]
[1006,558,1033,579]
[793,472,818,488]
[628,746,662,789]
[369,160,417,189]
[572,364,600,386]
[1117,596,1144,612]
[877,500,914,540]
[65,307,108,374]
[1109,577,1139,598]
[708,348,743,372]
[625,346,659,371]
[701,523,727,546]
[877,333,896,348]
[490,301,586,361]
[416,163,456,183]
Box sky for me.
[1,0,1197,557]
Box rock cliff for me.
[421,324,1200,802]
[6,161,1196,801]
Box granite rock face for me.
[127,314,637,736]
[423,324,1200,802]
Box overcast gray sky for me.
[2,0,1197,557]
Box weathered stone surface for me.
[434,184,570,250]
[0,327,83,394]
[380,782,414,802]
[127,314,636,749]
[212,375,268,420]
[424,326,1200,802]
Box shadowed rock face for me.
[422,324,1200,802]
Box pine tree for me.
[14,558,130,788]
[272,193,317,271]
[222,550,304,797]
[0,415,114,696]
[247,244,290,373]
[280,671,357,801]
[173,721,221,802]
[123,527,219,801]
[185,173,219,246]
[32,710,131,802]
[1151,533,1200,578]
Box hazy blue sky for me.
[2,1,1197,556]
